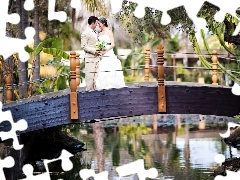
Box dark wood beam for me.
[2,85,240,134]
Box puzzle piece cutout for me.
[213,122,240,179]
[43,149,74,172]
[110,0,240,35]
[79,169,109,180]
[48,0,81,22]
[219,122,240,138]
[0,102,28,150]
[0,0,81,63]
[214,154,226,165]
[116,159,158,180]
[24,0,34,11]
[215,171,240,180]
[48,0,67,22]
[25,0,81,23]
[0,156,14,180]
[21,164,50,180]
[0,0,238,179]
[20,149,74,180]
[0,0,35,62]
[232,82,240,96]
[206,0,240,36]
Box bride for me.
[95,16,126,90]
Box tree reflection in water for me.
[92,123,105,173]
[44,114,238,180]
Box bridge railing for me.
[143,47,220,85]
[0,46,230,106]
[67,46,224,119]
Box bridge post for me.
[70,51,79,120]
[212,50,218,85]
[76,53,80,86]
[144,46,150,81]
[157,45,166,113]
[6,69,13,103]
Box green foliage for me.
[25,38,70,59]
[118,1,240,85]
[189,26,240,85]
[42,48,69,59]
[122,30,161,79]
[82,0,108,15]
[33,83,44,94]
[235,114,240,120]
[124,76,143,82]
[166,32,181,53]
[27,38,72,95]
[58,22,81,51]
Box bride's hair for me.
[98,16,108,27]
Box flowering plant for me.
[95,40,106,51]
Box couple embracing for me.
[81,16,126,91]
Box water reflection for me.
[13,114,239,180]
[92,123,105,173]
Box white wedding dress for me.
[95,34,126,90]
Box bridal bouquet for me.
[95,40,106,51]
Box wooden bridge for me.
[1,45,240,134]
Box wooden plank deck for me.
[1,82,240,134]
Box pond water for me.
[44,114,239,180]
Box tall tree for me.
[33,0,40,84]
[16,0,29,97]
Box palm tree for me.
[74,0,107,30]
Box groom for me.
[81,16,100,91]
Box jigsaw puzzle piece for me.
[79,169,109,180]
[127,0,184,25]
[180,0,209,30]
[48,0,67,22]
[219,122,240,138]
[20,164,50,180]
[214,154,225,165]
[233,23,240,36]
[111,0,239,33]
[0,102,28,150]
[131,0,207,28]
[70,0,82,9]
[0,0,35,62]
[109,0,124,14]
[215,170,240,179]
[0,156,14,180]
[24,0,34,11]
[204,0,240,35]
[206,0,240,22]
[116,159,158,180]
[0,27,35,62]
[0,0,20,37]
[21,150,73,180]
[43,149,74,172]
[110,0,187,25]
[232,82,240,95]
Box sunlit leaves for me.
[82,0,108,15]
